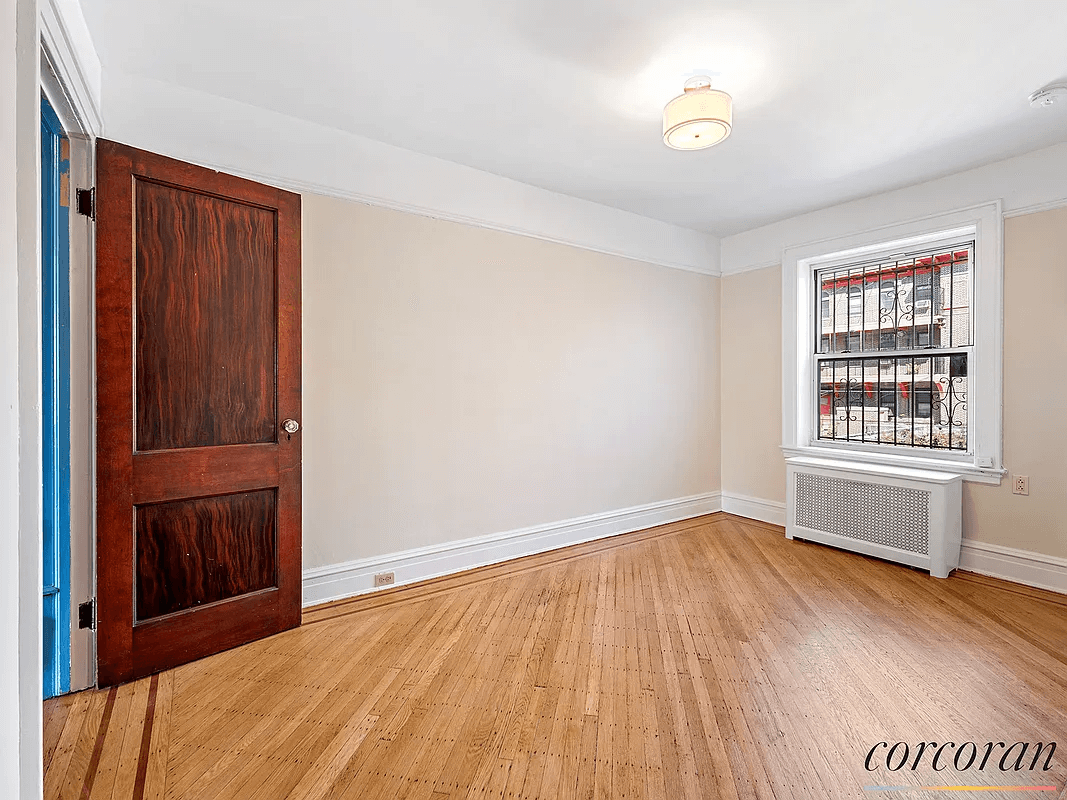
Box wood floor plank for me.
[43,691,78,772]
[89,682,140,800]
[42,690,90,800]
[57,686,112,800]
[43,514,1067,799]
[141,671,173,800]
[175,607,415,800]
[107,678,151,800]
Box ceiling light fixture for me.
[662,76,732,150]
[1029,83,1067,108]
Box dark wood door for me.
[95,140,301,686]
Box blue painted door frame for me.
[41,94,72,699]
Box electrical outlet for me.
[373,571,395,588]
[1012,475,1029,496]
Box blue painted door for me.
[42,95,71,699]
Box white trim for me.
[720,141,1067,275]
[8,0,44,792]
[718,492,1066,597]
[720,492,787,527]
[782,202,1003,483]
[102,70,720,276]
[1002,197,1067,219]
[39,0,101,137]
[36,6,98,692]
[302,492,722,607]
[783,455,962,484]
[65,134,95,691]
[958,540,1067,596]
[196,165,718,277]
[719,259,781,278]
[779,446,1004,484]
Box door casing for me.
[41,56,98,694]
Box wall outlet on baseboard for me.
[373,571,395,587]
[1012,475,1029,496]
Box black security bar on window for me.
[814,242,973,452]
[816,243,973,355]
[816,354,968,451]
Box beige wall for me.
[302,192,721,569]
[963,207,1067,559]
[720,264,786,504]
[719,206,1067,561]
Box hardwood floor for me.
[44,514,1067,799]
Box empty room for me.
[4,1,1067,798]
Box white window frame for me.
[782,202,1004,484]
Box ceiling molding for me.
[39,0,102,137]
[720,141,1067,275]
[1002,197,1067,219]
[194,162,722,277]
[719,259,781,278]
[102,71,721,276]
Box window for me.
[815,243,971,450]
[782,202,1004,483]
[914,281,934,316]
[848,284,863,317]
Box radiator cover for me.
[786,457,962,578]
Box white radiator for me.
[785,457,962,578]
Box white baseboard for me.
[721,491,1066,596]
[958,539,1067,596]
[721,492,787,527]
[302,491,722,607]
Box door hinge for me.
[78,599,95,630]
[76,187,95,220]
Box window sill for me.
[780,445,1005,485]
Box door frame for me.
[5,4,102,795]
[41,37,98,693]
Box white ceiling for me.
[79,0,1067,237]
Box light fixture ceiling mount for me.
[1029,83,1067,108]
[663,76,732,151]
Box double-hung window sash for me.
[814,240,974,452]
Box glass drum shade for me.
[662,87,732,150]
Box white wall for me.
[302,192,721,571]
[2,0,44,795]
[102,70,719,276]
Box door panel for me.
[135,489,278,621]
[96,139,301,686]
[135,180,278,451]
